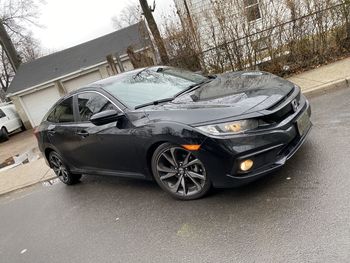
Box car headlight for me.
[196,120,258,135]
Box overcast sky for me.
[32,0,176,52]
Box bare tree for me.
[0,21,20,71]
[112,2,142,30]
[340,0,350,40]
[162,12,202,71]
[0,0,42,98]
[0,49,13,90]
[139,0,169,64]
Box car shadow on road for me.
[37,140,316,238]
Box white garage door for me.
[21,86,61,127]
[63,71,102,93]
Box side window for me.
[77,92,116,122]
[0,109,5,118]
[47,97,75,123]
[46,108,57,123]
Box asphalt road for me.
[1,88,350,263]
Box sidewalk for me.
[0,56,350,196]
[288,57,350,95]
[0,158,56,195]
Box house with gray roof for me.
[6,22,154,128]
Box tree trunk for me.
[0,21,21,72]
[343,0,350,39]
[139,0,169,64]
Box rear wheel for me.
[152,143,211,200]
[49,151,81,185]
[0,127,9,141]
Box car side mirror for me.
[90,110,123,126]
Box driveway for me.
[0,130,37,163]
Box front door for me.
[72,92,137,174]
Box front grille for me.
[265,102,294,122]
[263,88,301,123]
[267,88,295,111]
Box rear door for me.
[0,108,16,132]
[2,107,22,132]
[46,96,80,167]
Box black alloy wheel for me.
[152,143,211,200]
[49,151,81,185]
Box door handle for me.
[76,130,89,137]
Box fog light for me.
[240,159,254,171]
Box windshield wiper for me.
[134,76,216,110]
[173,77,216,98]
[134,98,174,110]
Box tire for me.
[0,127,9,141]
[20,122,26,131]
[151,143,211,200]
[48,151,81,185]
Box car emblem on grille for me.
[291,99,299,112]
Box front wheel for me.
[152,143,211,200]
[49,151,81,185]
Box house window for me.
[244,0,261,22]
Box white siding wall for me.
[174,0,291,50]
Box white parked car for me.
[0,103,25,141]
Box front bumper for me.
[198,96,312,188]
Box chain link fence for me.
[167,1,350,76]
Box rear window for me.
[0,109,5,118]
[47,97,75,123]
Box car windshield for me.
[102,67,207,109]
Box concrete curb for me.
[0,174,57,196]
[0,158,57,196]
[303,78,350,97]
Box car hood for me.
[142,71,295,125]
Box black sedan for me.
[35,66,312,200]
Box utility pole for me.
[0,20,21,72]
[139,0,169,64]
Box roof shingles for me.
[7,22,150,95]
